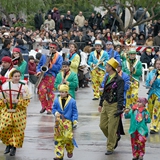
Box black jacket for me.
[0,48,11,63]
[140,52,154,68]
[99,73,124,110]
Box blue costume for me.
[52,95,78,159]
[107,48,121,63]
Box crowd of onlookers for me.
[0,7,160,88]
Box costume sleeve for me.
[54,73,62,90]
[52,98,59,115]
[145,71,152,87]
[145,110,151,123]
[123,73,130,91]
[68,73,78,89]
[72,100,78,122]
[87,52,94,67]
[134,61,142,77]
[50,55,63,75]
[124,110,131,119]
[101,73,108,88]
[70,55,80,70]
[115,51,121,63]
[117,79,125,110]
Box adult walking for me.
[36,42,63,114]
[98,58,124,155]
[88,40,109,100]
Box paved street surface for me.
[0,82,160,160]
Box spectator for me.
[63,11,74,32]
[88,13,95,29]
[137,32,145,45]
[112,35,121,46]
[104,32,112,42]
[93,13,102,30]
[0,39,12,63]
[62,31,69,48]
[28,56,38,84]
[11,48,27,80]
[15,39,29,80]
[74,11,85,28]
[153,18,160,36]
[82,20,92,35]
[59,15,64,30]
[145,34,153,46]
[140,47,154,68]
[52,7,61,31]
[44,14,55,31]
[34,10,43,30]
[134,7,147,32]
[74,29,84,50]
[153,30,160,46]
[82,30,92,48]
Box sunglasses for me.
[49,47,55,49]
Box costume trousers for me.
[131,130,146,158]
[99,100,119,151]
[126,78,139,108]
[38,76,55,111]
[0,109,26,148]
[91,68,105,98]
[148,94,160,132]
[54,118,74,159]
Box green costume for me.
[54,70,78,99]
[122,58,142,108]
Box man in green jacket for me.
[122,48,142,109]
[54,61,78,99]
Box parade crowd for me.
[0,7,160,160]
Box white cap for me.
[94,40,103,47]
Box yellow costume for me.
[0,81,31,148]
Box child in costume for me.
[52,84,78,160]
[124,98,151,160]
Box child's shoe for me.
[67,152,73,158]
[53,158,63,160]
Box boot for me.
[10,147,16,156]
[4,145,12,154]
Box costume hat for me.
[59,84,69,92]
[107,58,119,70]
[128,48,137,54]
[94,40,103,47]
[137,97,148,106]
